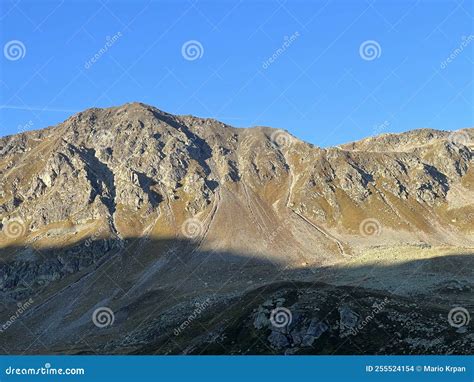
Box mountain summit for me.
[0,103,472,354]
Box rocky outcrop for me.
[0,102,472,355]
[134,282,473,355]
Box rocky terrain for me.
[0,102,472,354]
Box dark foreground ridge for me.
[0,237,472,355]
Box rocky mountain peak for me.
[0,103,472,355]
[0,103,472,248]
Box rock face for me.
[155,282,472,355]
[0,102,472,354]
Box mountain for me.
[0,102,472,354]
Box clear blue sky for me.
[0,0,473,146]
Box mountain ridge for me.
[1,101,473,248]
[0,102,472,354]
[2,102,472,145]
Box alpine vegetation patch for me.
[174,298,212,336]
[262,32,300,70]
[0,298,34,333]
[84,32,123,69]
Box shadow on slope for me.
[0,236,472,355]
